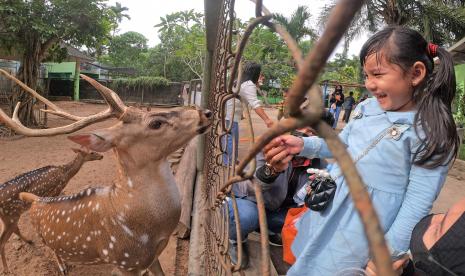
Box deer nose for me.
[204,109,212,118]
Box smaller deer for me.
[0,149,102,273]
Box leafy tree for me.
[0,0,119,126]
[109,2,130,35]
[320,54,363,96]
[273,6,317,43]
[102,31,148,70]
[319,0,465,51]
[154,9,205,80]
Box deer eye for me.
[149,120,163,129]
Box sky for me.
[107,0,369,58]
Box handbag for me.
[304,175,337,211]
[303,124,399,212]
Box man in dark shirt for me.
[342,91,356,123]
[228,111,334,268]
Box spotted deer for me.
[0,149,103,273]
[0,70,211,275]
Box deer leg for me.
[53,252,68,276]
[0,220,15,273]
[147,238,169,276]
[110,267,140,276]
[147,259,164,276]
[12,224,32,244]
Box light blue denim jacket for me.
[289,98,450,275]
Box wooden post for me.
[73,58,80,101]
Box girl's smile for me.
[363,53,416,112]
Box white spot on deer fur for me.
[110,236,116,242]
[102,249,108,256]
[140,234,149,244]
[109,242,113,249]
[61,210,66,216]
[66,217,70,223]
[121,224,134,237]
[127,178,133,188]
[124,252,129,258]
[86,236,91,241]
[88,201,93,207]
[95,203,100,210]
[73,206,77,212]
[121,261,126,265]
[82,244,87,249]
[135,261,139,265]
[86,189,92,196]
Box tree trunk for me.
[11,33,42,127]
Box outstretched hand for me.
[263,135,304,172]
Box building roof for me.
[448,37,465,65]
[61,43,95,62]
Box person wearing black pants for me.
[342,91,355,123]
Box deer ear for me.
[71,148,81,153]
[68,133,113,152]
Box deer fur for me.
[0,149,102,273]
[19,107,211,275]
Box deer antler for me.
[0,69,83,121]
[0,70,128,136]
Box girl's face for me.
[363,53,415,111]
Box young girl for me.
[264,26,459,275]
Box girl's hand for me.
[263,135,304,172]
[264,135,304,156]
[365,256,409,276]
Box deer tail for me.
[19,192,40,203]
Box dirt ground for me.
[0,102,464,276]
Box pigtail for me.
[413,47,459,168]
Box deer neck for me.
[111,148,179,203]
[62,155,85,180]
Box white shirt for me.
[225,80,262,122]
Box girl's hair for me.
[241,62,261,84]
[334,85,343,92]
[360,26,459,168]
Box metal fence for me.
[190,0,395,275]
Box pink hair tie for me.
[427,42,438,58]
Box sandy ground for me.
[0,102,463,276]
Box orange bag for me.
[281,206,308,265]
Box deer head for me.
[67,106,211,166]
[71,148,104,162]
[0,70,212,157]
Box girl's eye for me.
[149,120,163,129]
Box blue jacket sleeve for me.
[384,163,449,258]
[297,115,353,159]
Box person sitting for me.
[228,111,335,268]
[408,197,465,275]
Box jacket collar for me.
[360,98,416,125]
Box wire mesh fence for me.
[192,0,396,275]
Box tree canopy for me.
[0,0,120,125]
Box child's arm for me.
[384,163,449,258]
[297,115,353,159]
